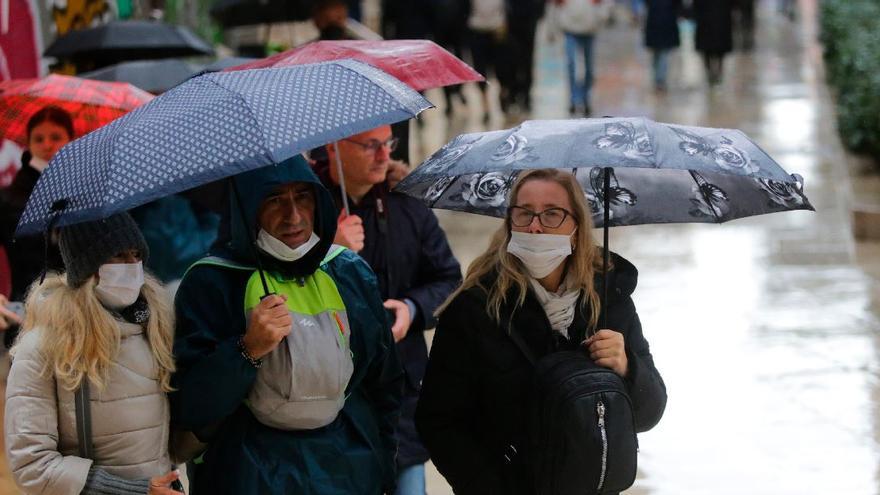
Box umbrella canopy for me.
[0,74,154,146]
[80,59,200,94]
[228,40,484,91]
[16,60,432,237]
[397,117,814,328]
[44,20,214,69]
[209,0,314,27]
[203,57,259,72]
[396,117,814,226]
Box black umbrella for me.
[45,20,214,70]
[79,59,200,94]
[209,0,315,27]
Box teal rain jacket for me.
[170,155,404,494]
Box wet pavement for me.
[2,0,880,493]
[414,0,880,493]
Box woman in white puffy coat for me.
[4,212,180,495]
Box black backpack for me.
[508,328,638,495]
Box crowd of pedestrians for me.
[0,1,799,494]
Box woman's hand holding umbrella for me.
[585,329,629,377]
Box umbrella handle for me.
[601,167,611,333]
[229,177,273,298]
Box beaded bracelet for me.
[237,336,263,368]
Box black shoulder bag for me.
[506,323,638,495]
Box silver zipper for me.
[597,400,608,492]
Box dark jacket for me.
[0,155,64,302]
[314,160,462,468]
[645,0,682,49]
[171,156,404,494]
[415,253,667,494]
[693,0,734,54]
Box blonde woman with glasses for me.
[415,169,667,494]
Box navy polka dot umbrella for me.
[16,59,432,237]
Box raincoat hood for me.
[220,155,338,278]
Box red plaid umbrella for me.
[227,40,484,91]
[0,74,154,145]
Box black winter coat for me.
[415,254,666,494]
[0,156,64,302]
[315,161,462,468]
[693,0,734,55]
[645,0,682,49]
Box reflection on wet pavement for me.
[416,0,880,493]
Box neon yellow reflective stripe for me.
[244,270,346,315]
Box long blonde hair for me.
[439,169,606,330]
[14,272,176,392]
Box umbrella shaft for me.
[333,142,351,216]
[602,167,610,332]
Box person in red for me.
[0,106,74,346]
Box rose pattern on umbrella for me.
[670,126,759,175]
[689,172,730,219]
[460,172,517,208]
[420,134,483,176]
[585,167,637,223]
[490,133,539,165]
[424,176,457,203]
[756,176,809,208]
[593,122,653,159]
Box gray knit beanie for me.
[58,212,149,288]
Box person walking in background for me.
[467,0,510,124]
[431,0,470,117]
[692,0,734,86]
[170,156,403,494]
[547,0,611,116]
[415,169,666,493]
[505,0,545,113]
[644,0,682,92]
[318,125,462,495]
[5,212,182,494]
[734,0,755,51]
[0,106,73,348]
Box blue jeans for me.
[395,464,426,495]
[652,48,671,88]
[564,32,595,109]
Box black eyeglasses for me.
[509,206,575,228]
[345,137,399,153]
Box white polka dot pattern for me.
[16,60,432,236]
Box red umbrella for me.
[0,74,154,145]
[226,40,484,91]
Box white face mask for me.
[95,262,145,310]
[29,155,49,173]
[256,229,321,262]
[506,231,575,279]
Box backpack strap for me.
[502,315,538,367]
[74,380,94,459]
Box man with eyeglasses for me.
[314,125,462,495]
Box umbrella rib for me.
[200,75,273,158]
[688,170,722,223]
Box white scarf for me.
[529,273,582,338]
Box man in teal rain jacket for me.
[170,155,404,494]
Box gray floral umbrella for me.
[396,117,814,324]
[398,117,812,225]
